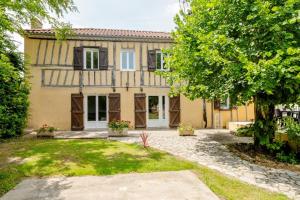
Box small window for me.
[121,49,135,71]
[220,98,230,110]
[84,48,99,69]
[155,50,167,71]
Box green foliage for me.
[284,117,300,146]
[108,120,131,131]
[236,125,254,137]
[37,124,57,134]
[276,151,298,164]
[178,123,195,136]
[165,0,300,147]
[0,53,29,138]
[0,0,76,138]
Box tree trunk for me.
[253,96,276,148]
[203,99,207,128]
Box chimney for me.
[30,18,43,29]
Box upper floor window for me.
[84,48,99,69]
[220,98,230,110]
[121,49,135,71]
[155,51,166,70]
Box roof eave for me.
[26,34,173,43]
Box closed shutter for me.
[135,93,146,128]
[214,100,220,109]
[148,50,156,71]
[73,47,83,70]
[169,96,180,128]
[71,93,84,130]
[109,93,121,122]
[99,47,108,70]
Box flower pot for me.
[179,129,195,136]
[37,131,55,138]
[108,128,128,137]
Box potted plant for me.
[178,123,195,136]
[108,120,130,137]
[37,124,57,138]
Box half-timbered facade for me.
[24,28,255,131]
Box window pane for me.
[86,51,91,69]
[162,96,166,119]
[148,96,159,119]
[98,96,107,121]
[220,98,230,109]
[129,51,134,69]
[93,51,98,69]
[156,52,162,70]
[122,52,127,69]
[88,96,96,121]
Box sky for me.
[14,0,180,51]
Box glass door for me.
[147,95,168,127]
[85,95,108,129]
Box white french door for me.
[84,95,108,129]
[147,95,169,128]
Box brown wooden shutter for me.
[169,96,181,128]
[99,47,108,70]
[71,93,84,131]
[73,47,83,70]
[109,93,120,122]
[148,50,156,71]
[135,93,146,128]
[214,100,220,109]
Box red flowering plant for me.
[108,120,131,131]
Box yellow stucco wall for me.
[25,37,254,130]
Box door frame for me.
[84,94,109,130]
[146,94,169,128]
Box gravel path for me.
[111,129,300,199]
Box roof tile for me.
[25,28,172,40]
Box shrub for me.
[37,124,57,134]
[0,53,29,139]
[178,123,195,136]
[236,125,254,137]
[108,120,130,131]
[284,117,300,148]
[140,132,149,148]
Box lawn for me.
[0,138,289,200]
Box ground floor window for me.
[147,95,168,128]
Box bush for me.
[0,53,29,139]
[108,120,130,131]
[37,124,57,134]
[284,117,300,148]
[236,125,254,137]
[178,123,195,136]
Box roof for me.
[25,28,172,42]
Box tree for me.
[165,0,300,147]
[0,0,77,138]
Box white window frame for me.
[84,48,99,69]
[156,50,169,71]
[220,97,230,110]
[120,49,135,71]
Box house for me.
[24,27,254,131]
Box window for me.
[220,98,230,110]
[121,49,135,71]
[155,51,166,70]
[84,48,99,69]
[148,96,159,119]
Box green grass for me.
[0,138,289,200]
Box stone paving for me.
[110,129,300,199]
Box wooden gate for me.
[169,96,181,128]
[108,93,121,122]
[135,93,146,128]
[71,93,84,131]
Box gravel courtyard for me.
[111,129,300,200]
